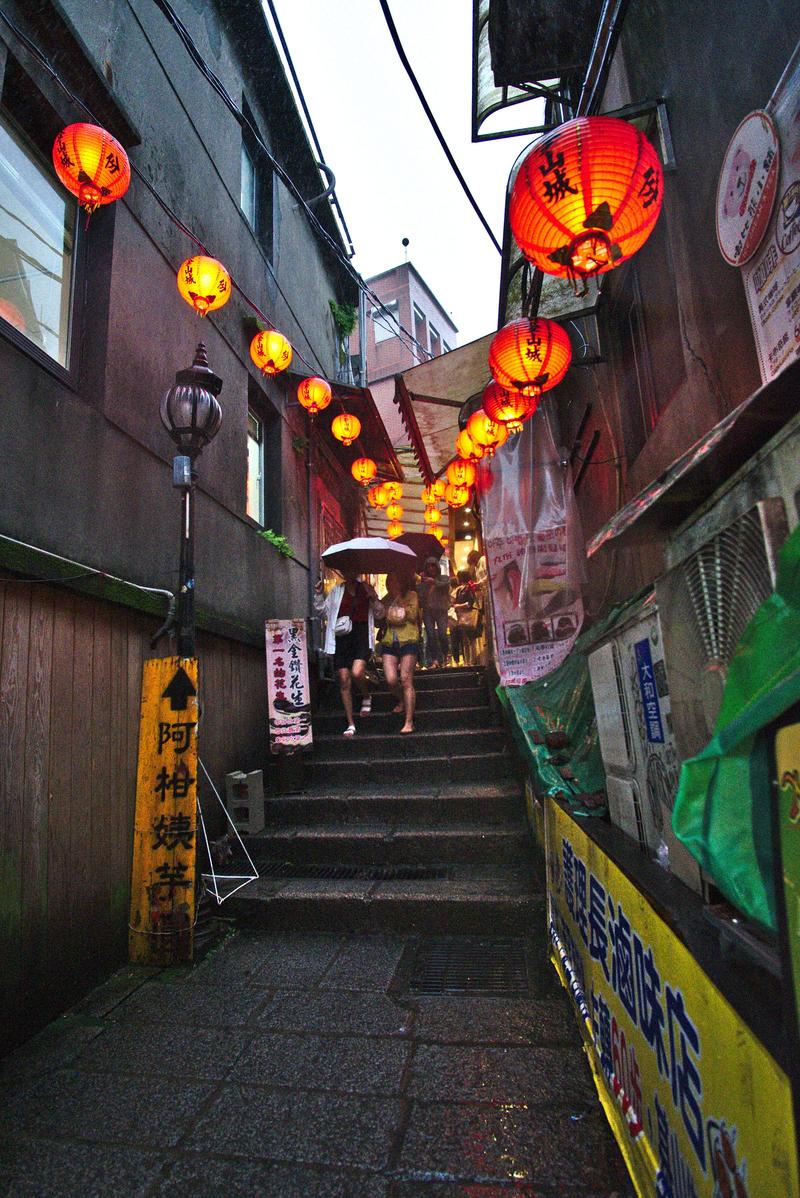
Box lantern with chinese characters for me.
[178,256,231,317]
[383,481,403,502]
[509,115,663,282]
[250,329,292,374]
[445,483,470,508]
[387,521,404,539]
[351,456,377,486]
[489,318,571,396]
[386,502,404,521]
[432,478,447,499]
[466,410,508,457]
[423,506,442,526]
[446,458,477,488]
[421,484,439,506]
[297,376,331,415]
[482,381,537,434]
[455,428,484,462]
[52,123,130,215]
[331,412,361,446]
[367,483,389,508]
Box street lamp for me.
[160,341,222,657]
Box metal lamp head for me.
[160,342,223,458]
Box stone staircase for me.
[229,666,545,934]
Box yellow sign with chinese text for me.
[129,657,199,965]
[545,798,798,1198]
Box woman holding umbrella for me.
[377,570,419,734]
[314,569,384,736]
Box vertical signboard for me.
[545,798,798,1197]
[266,619,312,752]
[129,657,199,964]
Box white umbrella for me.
[321,536,417,576]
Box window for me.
[429,324,441,357]
[240,98,273,258]
[246,409,263,523]
[373,298,398,343]
[442,340,452,354]
[606,265,656,463]
[240,140,256,229]
[0,107,75,366]
[413,302,427,357]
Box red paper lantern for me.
[466,410,509,458]
[351,456,377,486]
[250,329,292,373]
[444,483,470,508]
[331,412,361,446]
[455,428,485,462]
[178,256,231,317]
[367,483,389,508]
[488,318,571,396]
[432,479,447,499]
[383,481,403,502]
[482,381,537,434]
[509,115,663,281]
[386,502,404,521]
[387,521,404,539]
[52,123,130,214]
[446,458,477,489]
[421,484,439,506]
[298,376,332,414]
[423,506,442,526]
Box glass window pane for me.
[373,299,397,344]
[247,410,263,522]
[429,325,441,356]
[0,111,74,365]
[241,141,256,228]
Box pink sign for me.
[265,619,312,752]
[716,109,780,266]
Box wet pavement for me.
[0,930,631,1197]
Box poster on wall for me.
[738,45,800,382]
[545,799,799,1198]
[265,618,312,752]
[479,411,584,687]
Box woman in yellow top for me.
[378,570,419,734]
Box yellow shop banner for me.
[545,799,798,1198]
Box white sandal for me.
[343,724,356,736]
[360,696,372,715]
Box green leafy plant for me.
[259,528,293,558]
[328,299,357,337]
[292,434,308,455]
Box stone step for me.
[262,782,525,827]
[313,705,498,735]
[242,824,531,866]
[226,864,545,934]
[313,727,506,762]
[398,667,484,691]
[308,750,517,788]
[363,686,490,712]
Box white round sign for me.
[716,109,780,267]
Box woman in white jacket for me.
[314,570,383,736]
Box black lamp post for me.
[160,342,222,657]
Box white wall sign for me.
[265,619,312,752]
[716,109,780,266]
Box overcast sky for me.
[269,0,539,346]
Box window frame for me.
[240,96,274,261]
[373,298,398,344]
[246,407,264,525]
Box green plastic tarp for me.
[673,523,800,931]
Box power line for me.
[377,0,502,256]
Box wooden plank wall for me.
[0,579,268,1054]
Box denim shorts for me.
[379,639,419,659]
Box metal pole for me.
[176,475,196,658]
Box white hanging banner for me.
[478,411,585,687]
[739,43,800,382]
[265,619,312,752]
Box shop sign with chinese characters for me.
[129,657,199,964]
[545,798,798,1198]
[266,619,312,752]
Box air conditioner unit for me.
[587,594,701,891]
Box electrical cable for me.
[377,0,502,256]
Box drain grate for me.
[259,861,448,882]
[402,936,531,996]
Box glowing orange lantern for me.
[423,506,442,526]
[440,536,450,548]
[455,428,484,462]
[445,483,470,508]
[446,458,477,488]
[387,521,404,539]
[331,412,361,446]
[482,381,537,434]
[351,457,377,486]
[178,256,231,317]
[386,502,404,521]
[509,115,663,282]
[383,481,403,502]
[432,526,445,543]
[489,318,571,396]
[251,329,292,374]
[433,479,447,499]
[52,123,130,215]
[466,410,508,457]
[421,484,438,506]
[367,483,389,508]
[298,376,331,414]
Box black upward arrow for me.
[161,666,197,711]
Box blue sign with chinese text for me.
[634,638,664,743]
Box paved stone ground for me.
[0,931,632,1197]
